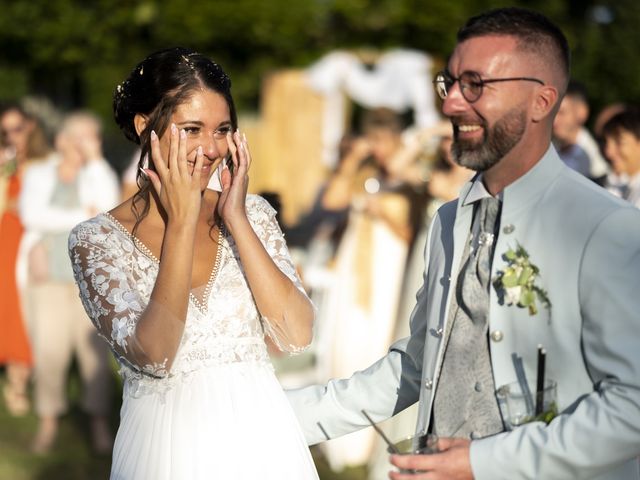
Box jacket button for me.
[474,382,482,392]
[424,379,433,389]
[490,330,504,342]
[502,224,515,234]
[430,327,444,338]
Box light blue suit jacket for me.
[287,145,640,479]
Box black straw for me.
[362,409,399,454]
[535,345,546,415]
[317,422,331,441]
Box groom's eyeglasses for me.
[433,70,545,104]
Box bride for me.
[68,47,318,479]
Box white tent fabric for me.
[306,49,440,168]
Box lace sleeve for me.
[68,218,169,378]
[246,195,315,355]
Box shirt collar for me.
[461,174,502,206]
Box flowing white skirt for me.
[110,362,319,479]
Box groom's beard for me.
[452,106,527,172]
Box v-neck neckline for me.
[101,212,224,315]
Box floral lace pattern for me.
[69,195,309,397]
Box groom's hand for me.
[389,437,473,479]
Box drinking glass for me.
[497,378,558,430]
[387,433,439,474]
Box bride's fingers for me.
[149,130,168,180]
[168,123,179,174]
[235,133,249,178]
[220,162,232,190]
[143,168,162,196]
[242,132,252,170]
[192,146,204,184]
[177,128,188,178]
[226,131,239,173]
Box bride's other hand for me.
[218,129,250,230]
[145,124,204,227]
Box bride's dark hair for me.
[113,47,238,235]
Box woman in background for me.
[0,103,50,416]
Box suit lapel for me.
[433,182,474,369]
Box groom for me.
[287,7,640,479]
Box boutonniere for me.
[493,243,551,316]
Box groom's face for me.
[442,35,535,172]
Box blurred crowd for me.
[1,78,640,477]
[0,99,119,455]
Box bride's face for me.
[160,88,232,190]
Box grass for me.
[0,401,112,480]
[0,365,366,480]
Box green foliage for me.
[494,242,551,316]
[0,0,638,124]
[0,67,29,101]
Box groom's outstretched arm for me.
[286,280,430,445]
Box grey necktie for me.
[460,196,501,324]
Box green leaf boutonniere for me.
[493,243,551,316]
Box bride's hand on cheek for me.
[144,123,204,227]
[218,129,250,229]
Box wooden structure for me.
[242,69,331,227]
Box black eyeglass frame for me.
[433,70,545,103]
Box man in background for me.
[553,80,609,183]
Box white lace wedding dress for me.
[69,195,318,479]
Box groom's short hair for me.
[457,7,570,92]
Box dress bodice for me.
[69,195,307,397]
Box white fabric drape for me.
[306,49,440,168]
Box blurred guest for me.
[119,148,142,201]
[593,102,627,140]
[286,136,355,253]
[427,134,476,205]
[553,81,608,183]
[367,123,473,480]
[19,111,119,453]
[602,107,640,208]
[315,108,418,471]
[285,134,359,303]
[383,120,453,188]
[275,136,362,388]
[0,103,51,416]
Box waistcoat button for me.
[490,330,504,342]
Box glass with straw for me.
[497,345,558,429]
[362,410,438,474]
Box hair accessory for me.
[115,79,131,102]
[181,54,197,72]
